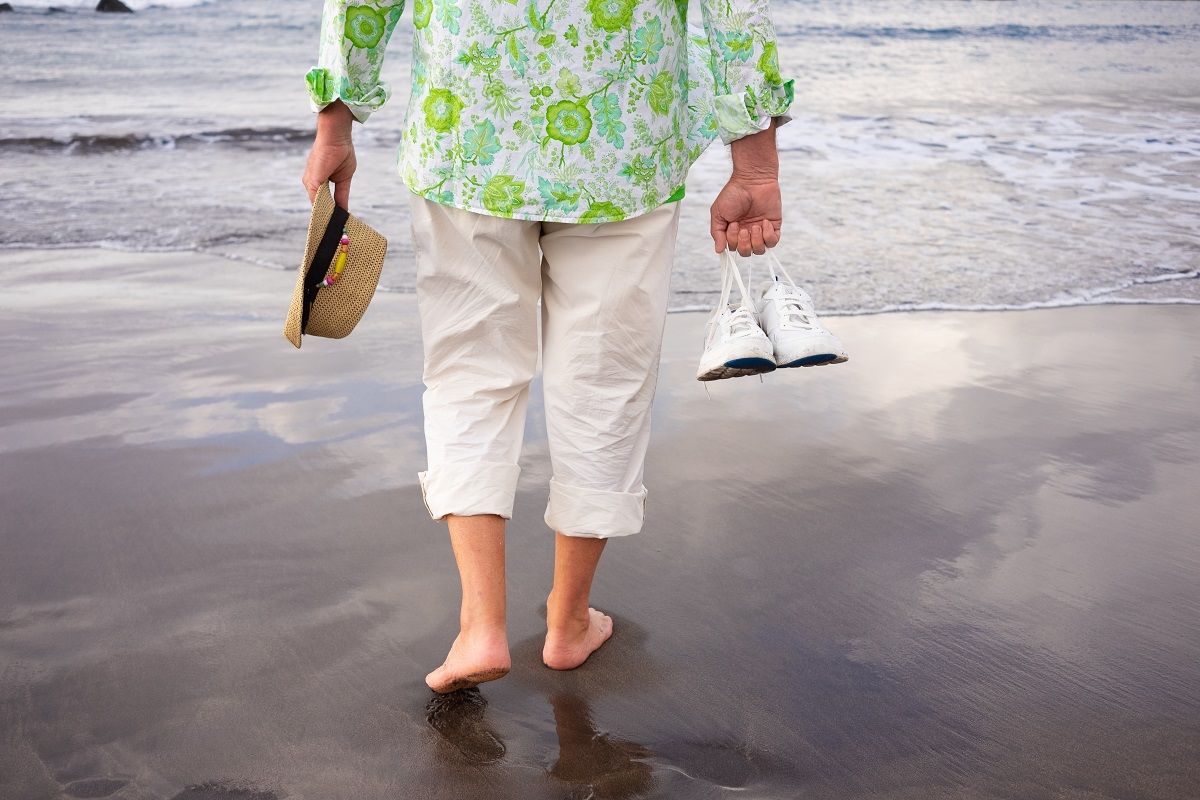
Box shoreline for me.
[3,245,1198,318]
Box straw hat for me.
[283,181,388,348]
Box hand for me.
[710,176,783,256]
[302,101,357,208]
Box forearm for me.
[730,117,779,182]
[317,100,356,140]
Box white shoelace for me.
[715,251,762,339]
[765,250,819,331]
[725,305,761,338]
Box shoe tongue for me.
[779,284,810,304]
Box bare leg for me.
[425,514,512,693]
[543,532,614,670]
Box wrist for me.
[316,100,355,140]
[730,166,778,185]
[729,120,779,183]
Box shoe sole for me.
[779,353,849,368]
[697,357,777,381]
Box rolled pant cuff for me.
[418,462,521,521]
[544,478,647,539]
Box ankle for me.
[458,615,506,639]
[545,590,589,630]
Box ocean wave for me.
[0,239,229,254]
[670,295,1200,316]
[781,23,1191,43]
[670,270,1200,316]
[0,127,317,154]
[6,0,213,9]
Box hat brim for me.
[283,182,388,348]
[284,183,338,349]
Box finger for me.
[737,226,752,257]
[726,221,740,252]
[763,219,780,248]
[710,213,727,254]
[750,223,766,255]
[333,176,352,210]
[302,174,317,203]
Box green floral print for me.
[648,72,675,116]
[412,0,432,29]
[481,175,526,217]
[308,0,794,223]
[305,67,334,105]
[545,100,592,145]
[423,88,464,132]
[345,5,386,48]
[579,201,626,222]
[586,0,636,32]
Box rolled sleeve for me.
[306,0,407,124]
[700,0,796,145]
[712,78,795,145]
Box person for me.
[301,0,794,693]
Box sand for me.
[2,248,1199,799]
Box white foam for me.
[668,295,1200,317]
[12,0,212,8]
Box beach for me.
[3,0,1200,795]
[3,248,1199,799]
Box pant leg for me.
[537,201,683,538]
[409,194,542,521]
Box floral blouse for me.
[307,0,794,223]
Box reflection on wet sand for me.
[548,692,654,799]
[426,687,655,798]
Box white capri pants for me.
[409,194,682,538]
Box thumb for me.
[710,209,728,254]
[333,177,352,210]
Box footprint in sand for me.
[425,687,507,765]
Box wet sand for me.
[2,248,1199,799]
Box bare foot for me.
[426,628,511,694]
[543,607,613,670]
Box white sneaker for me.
[696,252,776,381]
[755,250,848,368]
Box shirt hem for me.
[399,175,685,225]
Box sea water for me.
[1,0,1197,312]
